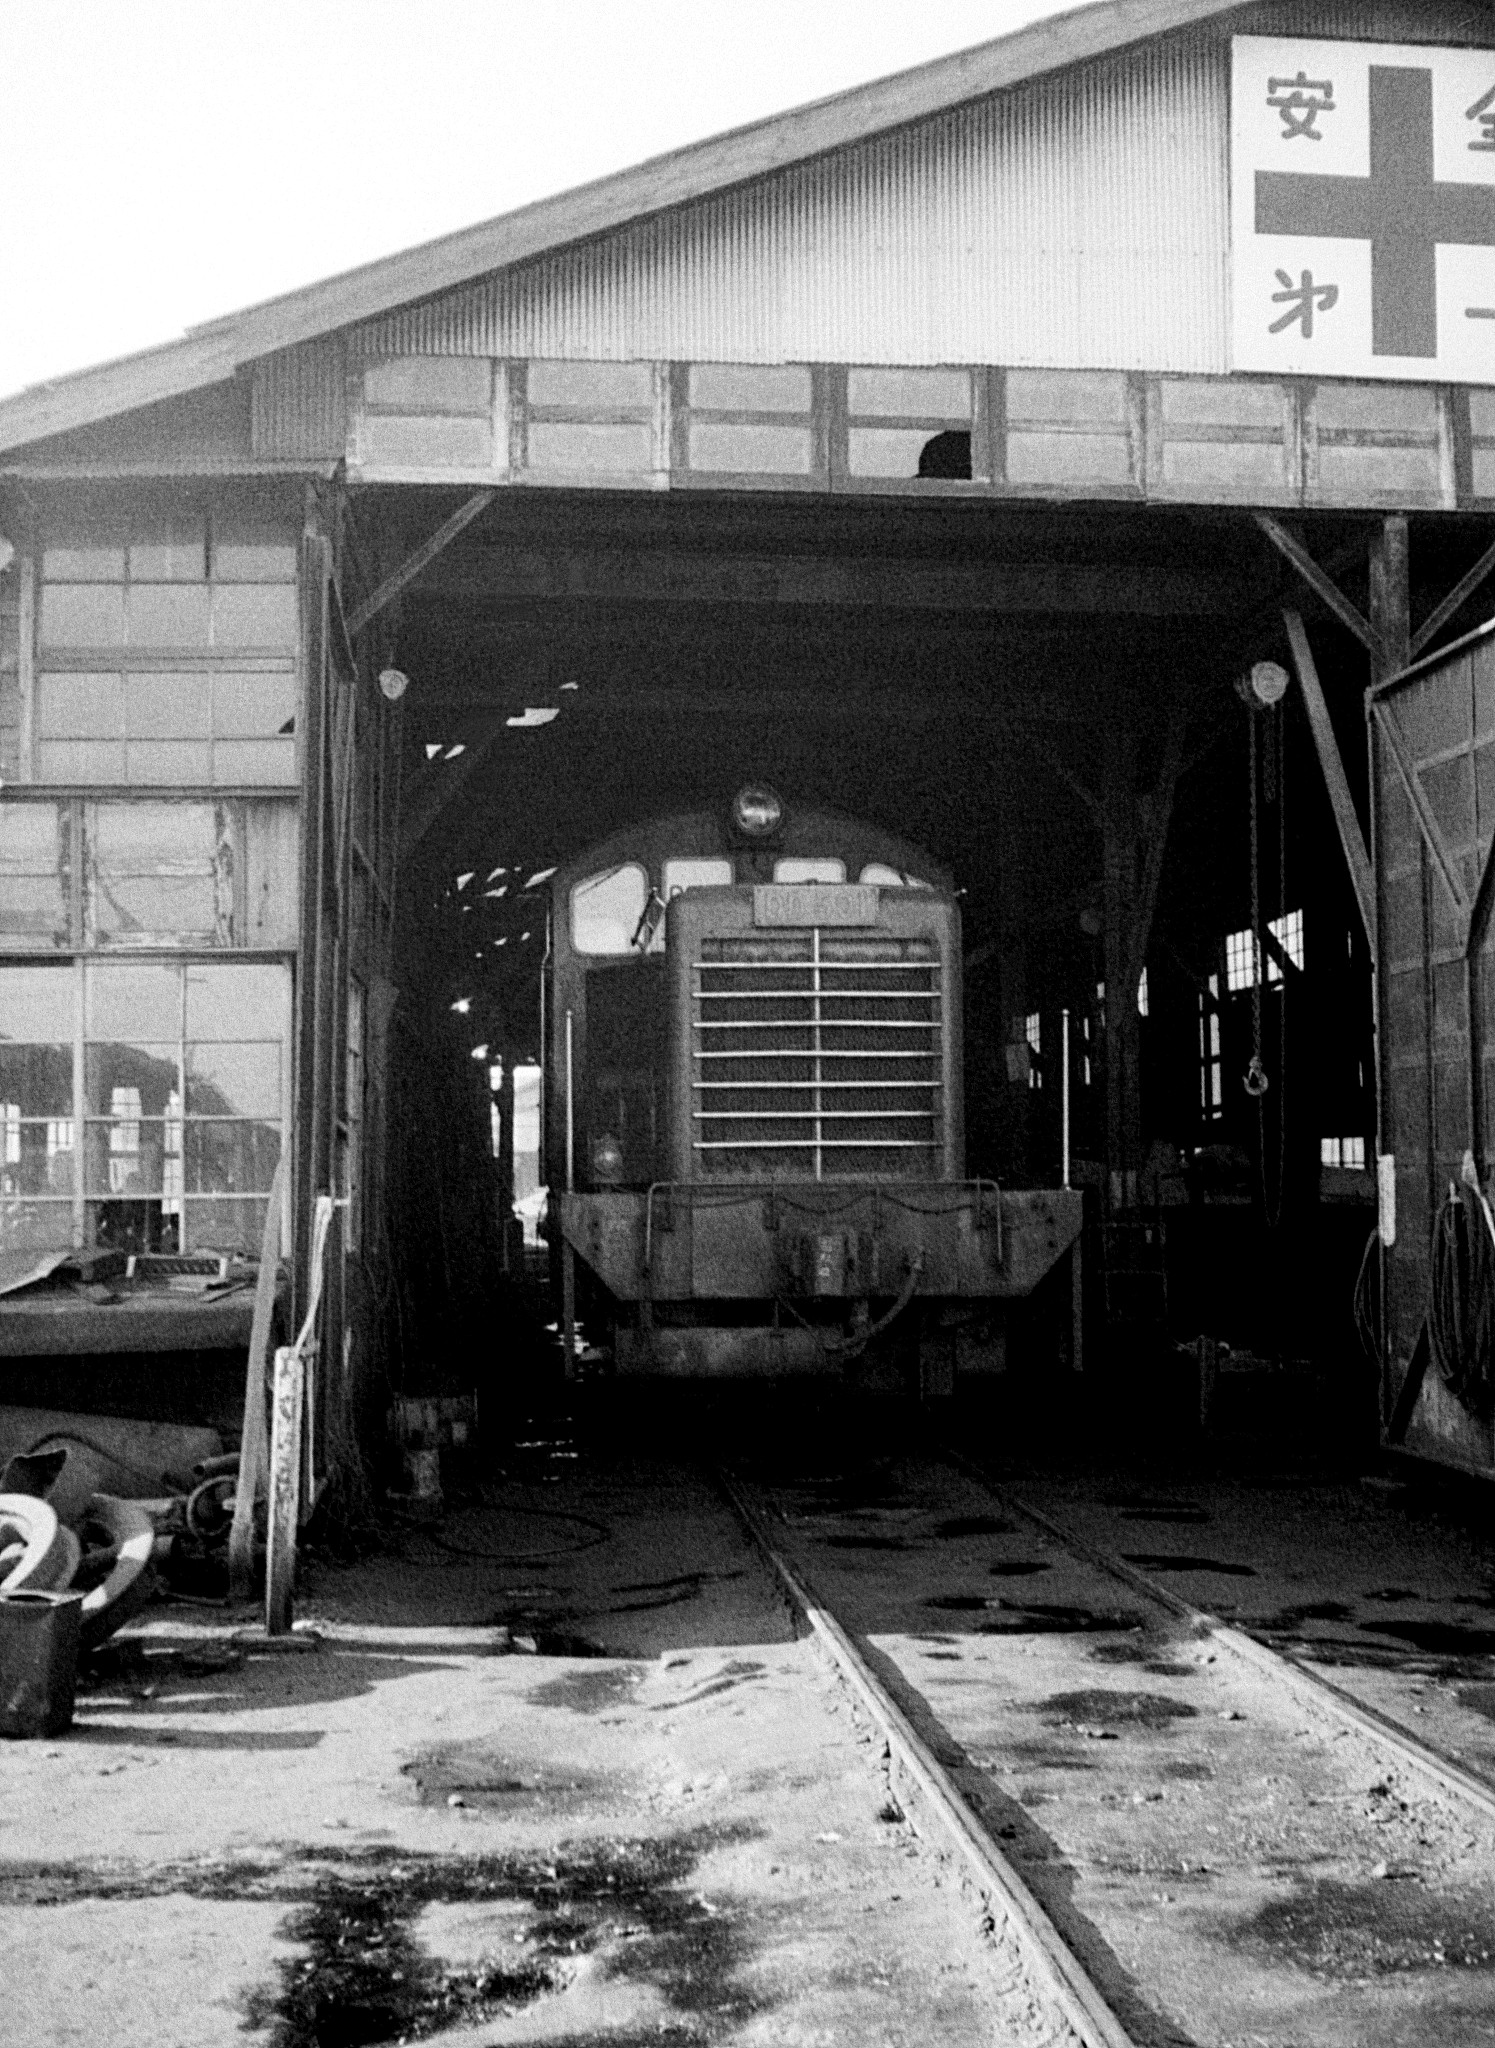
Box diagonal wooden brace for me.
[347,490,496,637]
[1282,609,1376,950]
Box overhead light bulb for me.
[378,668,410,702]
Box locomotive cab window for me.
[859,863,932,887]
[570,864,648,955]
[662,858,733,898]
[774,857,845,883]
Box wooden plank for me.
[293,536,330,1323]
[347,491,496,635]
[228,1156,285,1603]
[420,546,1250,617]
[17,550,34,781]
[1370,696,1470,927]
[1122,690,1188,1002]
[1283,609,1376,948]
[1258,515,1380,657]
[1411,534,1495,658]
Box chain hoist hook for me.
[1244,1054,1270,1098]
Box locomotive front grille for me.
[692,930,942,1179]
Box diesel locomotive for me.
[545,786,1082,1389]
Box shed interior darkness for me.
[374,484,1464,1400]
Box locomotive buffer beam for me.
[558,1183,1082,1379]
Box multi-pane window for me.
[0,798,297,953]
[33,511,298,787]
[1225,911,1305,991]
[0,960,289,1257]
[1026,1010,1042,1089]
[1137,967,1149,1018]
[1321,1136,1367,1169]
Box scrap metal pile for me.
[0,1408,245,1658]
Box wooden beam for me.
[1282,609,1375,948]
[418,546,1251,618]
[347,490,496,635]
[1369,696,1470,926]
[1122,690,1188,1002]
[1410,533,1495,658]
[1257,515,1381,658]
[1002,721,1105,826]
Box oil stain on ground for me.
[1122,1553,1257,1577]
[2,1827,763,2048]
[932,1514,1015,1538]
[528,1665,649,1714]
[1231,1875,1495,1980]
[1033,1689,1199,1731]
[978,1604,1145,1636]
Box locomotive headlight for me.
[731,783,783,836]
[592,1132,625,1185]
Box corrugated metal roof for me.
[355,29,1227,372]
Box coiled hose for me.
[1429,1181,1495,1422]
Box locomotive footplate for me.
[558,1182,1083,1377]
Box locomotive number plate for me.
[753,883,879,927]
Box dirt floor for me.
[2,1441,1077,2048]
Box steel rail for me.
[717,1468,1140,2048]
[941,1448,1495,1830]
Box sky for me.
[0,0,1075,399]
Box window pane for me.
[0,806,70,949]
[663,858,733,897]
[182,1194,268,1254]
[211,525,298,583]
[85,963,181,1041]
[187,1041,282,1118]
[124,672,211,738]
[0,1046,74,1118]
[128,584,211,647]
[84,1043,180,1118]
[185,962,289,1040]
[39,585,126,646]
[212,585,298,648]
[128,518,206,582]
[185,1120,282,1194]
[774,857,846,883]
[37,672,122,737]
[1,965,76,1041]
[212,670,296,738]
[570,865,648,955]
[85,803,232,948]
[42,542,125,582]
[83,1116,172,1197]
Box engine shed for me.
[4,0,1495,1486]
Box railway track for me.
[722,1443,1495,2048]
[941,1447,1495,1831]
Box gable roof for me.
[0,0,1239,454]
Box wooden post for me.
[1102,720,1141,1212]
[497,1055,516,1274]
[294,534,330,1324]
[1369,515,1411,683]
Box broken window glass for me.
[0,804,71,949]
[84,801,234,947]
